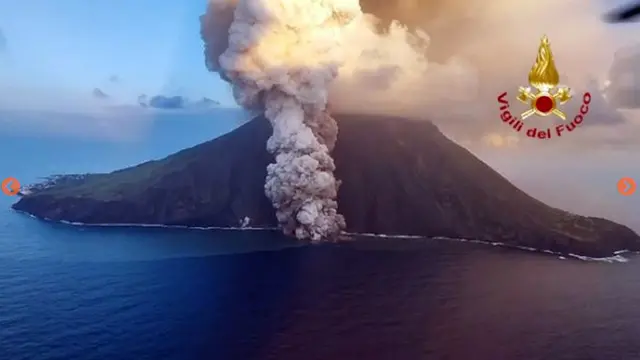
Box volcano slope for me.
[12,114,640,257]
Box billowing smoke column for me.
[201,0,616,237]
[201,0,363,241]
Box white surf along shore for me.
[12,209,634,263]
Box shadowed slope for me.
[12,114,640,257]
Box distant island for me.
[137,95,221,110]
[12,114,640,258]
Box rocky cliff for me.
[12,114,640,257]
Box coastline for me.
[13,209,633,263]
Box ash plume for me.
[200,0,622,240]
[201,0,360,241]
[204,0,619,143]
[332,0,617,139]
[200,0,480,242]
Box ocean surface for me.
[1,110,640,360]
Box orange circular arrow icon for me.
[1,177,20,196]
[617,177,636,196]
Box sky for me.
[0,0,236,109]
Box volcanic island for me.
[11,113,640,258]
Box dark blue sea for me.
[1,109,640,360]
